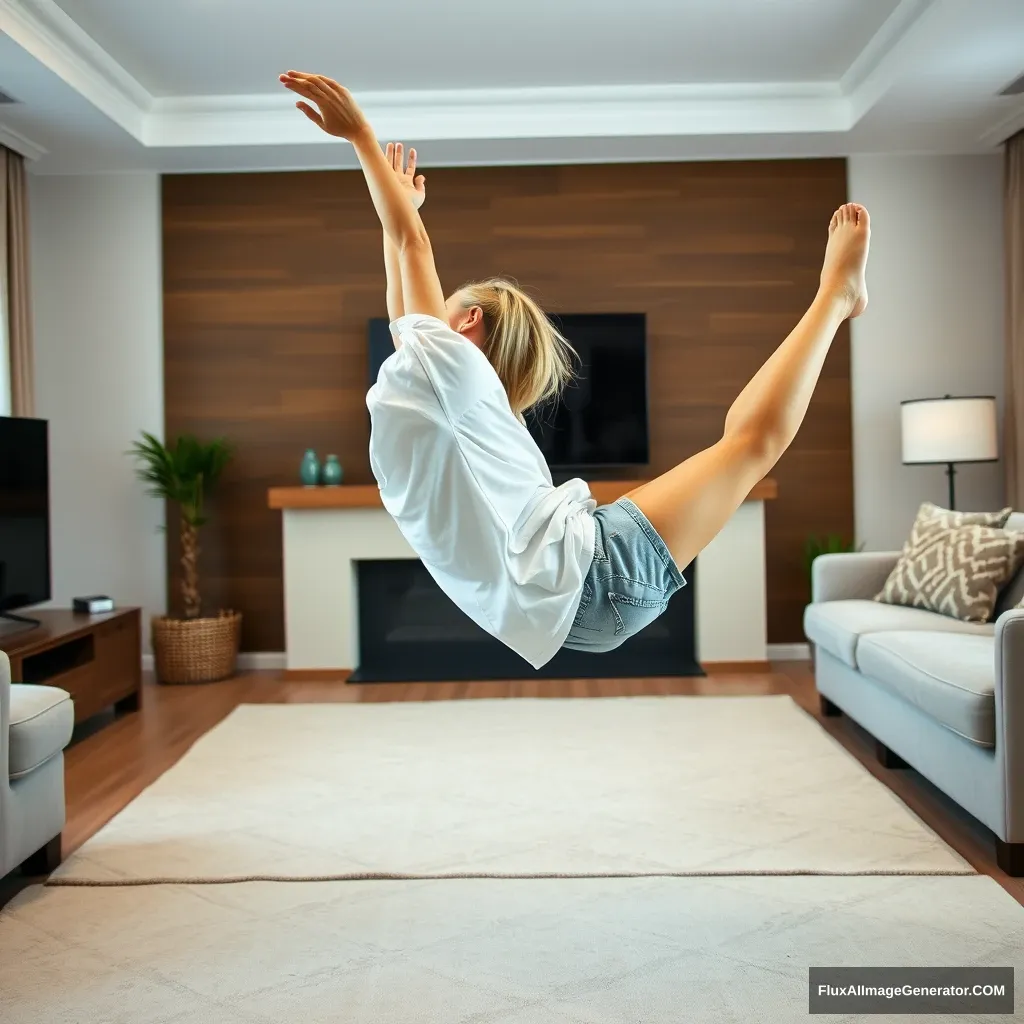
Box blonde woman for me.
[281,71,870,669]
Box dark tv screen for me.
[367,313,649,469]
[0,416,51,613]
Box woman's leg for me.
[626,203,870,571]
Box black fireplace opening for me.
[349,559,702,683]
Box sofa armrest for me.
[811,551,901,603]
[995,610,1024,842]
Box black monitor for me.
[0,417,51,616]
[367,312,649,471]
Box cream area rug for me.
[3,876,1022,1023]
[52,696,971,883]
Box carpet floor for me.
[5,694,1016,1024]
[53,696,971,883]
[3,875,1022,1023]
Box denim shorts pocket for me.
[606,579,669,637]
[572,580,594,629]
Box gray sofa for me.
[804,518,1024,876]
[1,651,74,878]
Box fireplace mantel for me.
[269,478,778,510]
[270,479,776,676]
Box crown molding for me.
[978,97,1024,148]
[842,0,937,124]
[147,82,852,149]
[0,119,46,159]
[0,0,149,136]
[0,0,947,158]
[841,0,935,94]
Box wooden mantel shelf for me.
[269,478,777,510]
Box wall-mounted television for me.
[0,417,51,619]
[367,312,649,472]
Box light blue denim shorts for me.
[562,497,687,654]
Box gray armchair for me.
[1,651,74,877]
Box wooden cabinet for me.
[0,609,142,723]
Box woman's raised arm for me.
[280,72,446,322]
[382,143,427,324]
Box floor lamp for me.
[901,395,998,510]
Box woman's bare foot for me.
[820,203,870,319]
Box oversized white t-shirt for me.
[366,313,596,669]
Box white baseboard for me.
[767,643,811,661]
[142,651,287,673]
[238,652,287,670]
[143,647,808,673]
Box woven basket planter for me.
[151,610,242,685]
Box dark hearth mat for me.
[349,558,701,683]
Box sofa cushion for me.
[856,632,995,747]
[879,504,1012,618]
[875,522,1024,623]
[8,684,74,779]
[804,599,993,669]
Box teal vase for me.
[322,454,344,486]
[299,449,320,487]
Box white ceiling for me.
[50,0,902,94]
[0,0,1022,175]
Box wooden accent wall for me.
[163,160,853,650]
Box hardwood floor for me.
[4,664,1021,910]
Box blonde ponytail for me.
[457,278,576,418]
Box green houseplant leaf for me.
[128,432,233,618]
[804,533,863,599]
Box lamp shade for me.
[901,396,998,465]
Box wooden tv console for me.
[0,608,142,724]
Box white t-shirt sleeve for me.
[389,314,507,424]
[367,337,453,515]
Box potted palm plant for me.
[129,432,241,684]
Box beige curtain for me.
[0,146,35,417]
[1005,131,1024,507]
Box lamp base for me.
[946,462,956,511]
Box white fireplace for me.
[270,481,774,675]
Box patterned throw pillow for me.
[881,502,1013,583]
[910,502,1013,534]
[876,521,1024,622]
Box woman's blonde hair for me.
[457,278,577,418]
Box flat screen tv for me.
[367,312,649,471]
[0,417,51,618]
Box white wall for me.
[847,154,1006,551]
[29,173,166,640]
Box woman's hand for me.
[288,72,447,321]
[385,143,426,210]
[279,71,371,142]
